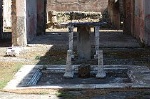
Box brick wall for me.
[47,0,108,12]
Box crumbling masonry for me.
[0,0,150,46]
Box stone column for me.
[68,25,74,58]
[77,26,91,60]
[64,50,74,78]
[96,50,106,78]
[11,0,17,44]
[94,26,100,59]
[3,0,12,28]
[12,0,27,46]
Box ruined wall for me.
[47,0,108,12]
[26,0,37,42]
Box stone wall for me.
[132,0,150,46]
[47,0,108,12]
[134,0,145,42]
[123,0,150,46]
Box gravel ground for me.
[0,92,61,99]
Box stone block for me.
[6,47,21,56]
[78,64,91,78]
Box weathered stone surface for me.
[68,25,74,51]
[3,0,12,28]
[11,0,37,46]
[78,64,91,78]
[47,0,108,12]
[16,17,27,46]
[64,50,74,78]
[11,0,17,45]
[94,26,100,59]
[6,47,21,57]
[96,50,106,78]
[77,26,91,60]
[11,0,27,46]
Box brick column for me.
[12,0,27,46]
[77,26,91,60]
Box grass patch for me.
[56,92,75,99]
[0,62,23,89]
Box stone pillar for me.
[37,0,46,35]
[11,0,17,44]
[0,0,3,39]
[64,50,74,78]
[68,25,74,58]
[96,50,106,78]
[3,0,12,28]
[94,26,100,59]
[12,0,27,46]
[77,26,91,60]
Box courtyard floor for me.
[0,30,150,99]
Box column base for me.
[63,72,74,78]
[96,70,106,79]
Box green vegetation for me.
[0,62,22,89]
[56,92,75,99]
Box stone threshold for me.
[3,65,150,91]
